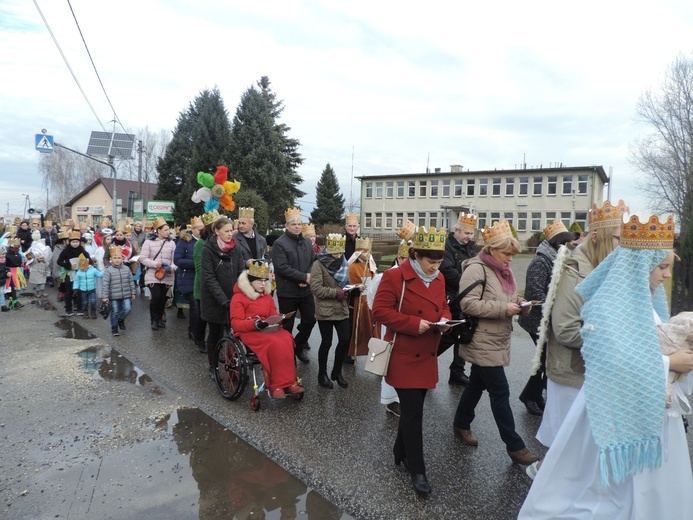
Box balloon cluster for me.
[191,165,241,212]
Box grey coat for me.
[234,231,268,263]
[200,235,245,325]
[310,260,349,321]
[102,264,136,300]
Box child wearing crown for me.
[73,254,104,318]
[347,236,380,358]
[102,246,137,336]
[230,260,303,399]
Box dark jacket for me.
[344,231,358,260]
[5,249,23,268]
[174,237,196,295]
[57,244,90,270]
[0,262,7,286]
[234,231,268,263]
[270,231,315,300]
[200,235,245,324]
[440,232,477,299]
[518,240,557,337]
[17,227,33,252]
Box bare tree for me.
[631,52,693,233]
[117,126,170,184]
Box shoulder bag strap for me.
[450,266,486,309]
[389,277,406,346]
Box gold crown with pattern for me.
[201,210,222,226]
[398,240,411,258]
[285,207,301,223]
[8,237,20,247]
[620,215,675,250]
[109,245,123,256]
[5,225,17,234]
[345,213,359,225]
[397,220,416,241]
[190,216,203,228]
[124,224,133,233]
[100,218,111,228]
[412,227,446,251]
[248,259,270,279]
[78,253,89,269]
[481,220,513,246]
[57,230,70,240]
[238,207,255,219]
[152,217,168,230]
[69,230,82,240]
[544,220,568,240]
[325,233,346,253]
[301,223,316,236]
[355,236,372,251]
[457,212,477,229]
[588,199,629,231]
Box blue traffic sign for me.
[35,133,54,152]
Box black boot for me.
[151,320,159,330]
[411,474,431,498]
[295,348,310,364]
[157,319,166,329]
[112,326,120,336]
[118,320,126,330]
[331,371,348,388]
[318,373,334,389]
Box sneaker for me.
[118,320,126,330]
[271,387,286,399]
[1,306,7,312]
[64,311,75,317]
[111,326,120,336]
[386,402,401,417]
[526,461,540,480]
[76,311,85,316]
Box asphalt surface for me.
[3,257,691,519]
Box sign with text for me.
[133,200,144,222]
[146,200,175,220]
[75,205,104,215]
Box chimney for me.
[434,167,441,173]
[450,164,463,173]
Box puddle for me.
[78,346,163,393]
[54,319,99,339]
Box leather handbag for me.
[365,279,406,377]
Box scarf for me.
[317,252,349,288]
[410,258,439,286]
[478,251,516,295]
[217,236,236,253]
[576,247,669,487]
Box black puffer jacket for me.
[440,232,477,299]
[200,235,245,325]
[518,240,557,336]
[270,231,315,300]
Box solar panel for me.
[86,131,135,160]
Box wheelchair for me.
[212,329,304,411]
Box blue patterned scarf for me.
[576,247,669,487]
[317,252,349,288]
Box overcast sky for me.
[2,0,693,222]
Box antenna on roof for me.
[426,152,430,174]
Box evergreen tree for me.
[311,163,345,226]
[230,188,270,235]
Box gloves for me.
[162,262,171,273]
[336,290,348,301]
[255,319,269,330]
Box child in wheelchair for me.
[231,259,304,399]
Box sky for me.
[2,0,693,222]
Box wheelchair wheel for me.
[213,336,248,401]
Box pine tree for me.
[230,188,270,235]
[311,163,345,226]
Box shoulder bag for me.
[450,266,487,344]
[365,278,406,377]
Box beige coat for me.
[458,257,523,367]
[310,260,349,321]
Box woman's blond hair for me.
[482,237,521,255]
[583,227,617,268]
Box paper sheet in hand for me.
[520,301,544,308]
[264,310,296,325]
[343,284,362,292]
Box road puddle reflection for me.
[54,319,99,339]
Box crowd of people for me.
[0,198,691,513]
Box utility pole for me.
[137,140,143,201]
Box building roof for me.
[357,165,609,184]
[65,177,159,206]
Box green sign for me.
[133,200,144,222]
[146,200,175,220]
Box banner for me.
[75,205,104,215]
[146,200,175,220]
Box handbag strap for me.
[450,265,486,309]
[390,278,406,346]
[151,240,166,262]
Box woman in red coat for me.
[230,260,303,399]
[372,228,451,498]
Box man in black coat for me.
[234,207,268,266]
[438,213,478,385]
[270,207,316,364]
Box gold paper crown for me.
[588,199,629,231]
[345,213,359,225]
[620,215,675,250]
[78,253,89,268]
[397,220,416,241]
[325,233,346,253]
[144,221,153,229]
[125,218,134,225]
[238,207,255,219]
[355,237,372,251]
[301,223,316,236]
[201,210,221,226]
[124,224,133,233]
[100,218,111,227]
[8,238,20,247]
[544,220,568,240]
[30,217,40,224]
[397,240,411,258]
[57,230,70,240]
[5,225,17,234]
[116,221,125,232]
[152,217,168,230]
[190,216,203,228]
[109,245,123,256]
[481,220,513,246]
[457,213,477,229]
[412,227,446,251]
[69,230,82,240]
[284,207,301,223]
[248,259,270,279]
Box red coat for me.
[372,259,451,389]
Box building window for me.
[517,212,527,231]
[547,176,557,195]
[430,180,439,198]
[479,178,488,197]
[519,177,528,196]
[561,212,572,228]
[531,212,541,232]
[127,191,138,217]
[492,178,501,196]
[408,181,416,198]
[397,181,404,198]
[375,213,383,228]
[375,182,383,199]
[429,212,438,228]
[478,212,487,229]
[417,212,426,227]
[365,212,372,228]
[365,182,373,198]
[442,180,450,197]
[396,213,404,228]
[407,212,415,224]
[577,175,588,194]
[491,212,500,224]
[504,212,514,228]
[575,211,587,232]
[562,175,573,195]
[533,177,543,196]
[505,178,515,196]
[454,179,463,197]
[546,211,556,223]
[465,179,474,197]
[419,181,427,198]
[386,181,394,198]
[385,213,393,228]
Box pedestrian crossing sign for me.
[35,133,54,153]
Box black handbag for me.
[450,267,487,344]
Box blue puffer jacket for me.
[73,266,104,292]
[174,237,196,295]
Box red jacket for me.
[372,259,450,389]
[230,279,279,335]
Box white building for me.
[357,164,609,243]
